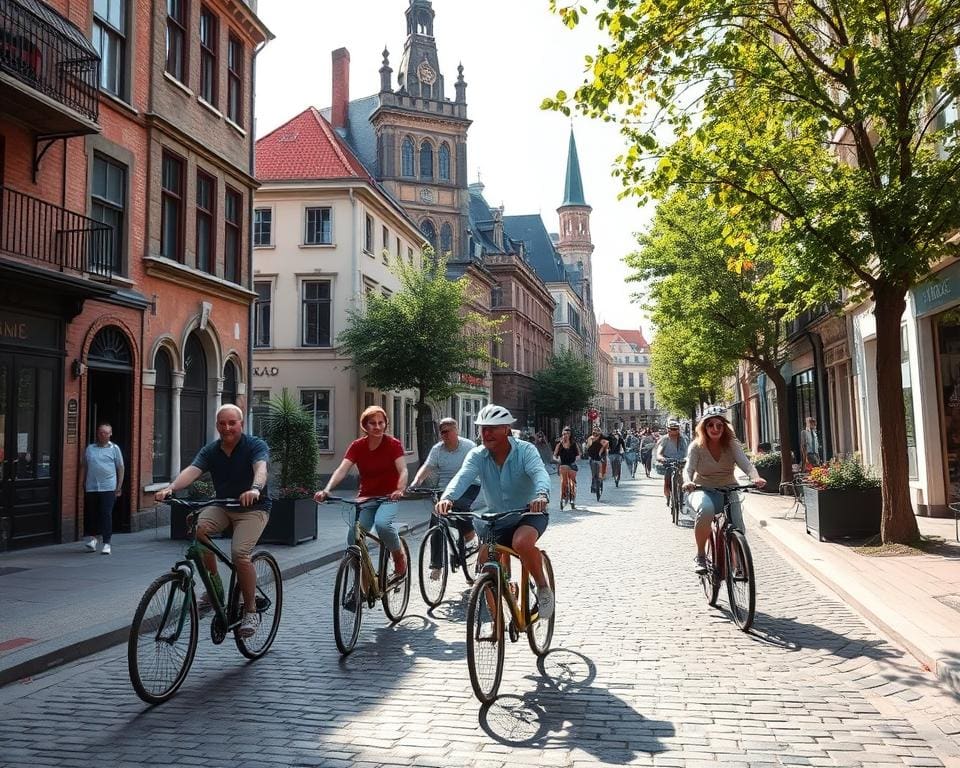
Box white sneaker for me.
[101,543,112,555]
[538,586,555,621]
[429,568,442,581]
[239,611,260,638]
[84,538,97,552]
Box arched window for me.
[181,333,208,472]
[153,348,173,481]
[419,140,433,179]
[222,359,238,405]
[440,222,453,256]
[438,142,450,180]
[420,219,437,252]
[401,137,414,177]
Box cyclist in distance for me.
[436,404,554,619]
[624,429,640,478]
[409,417,479,580]
[584,426,608,493]
[682,406,765,574]
[155,403,270,639]
[639,427,656,477]
[553,426,581,508]
[314,405,409,579]
[606,428,625,484]
[655,419,690,507]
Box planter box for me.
[261,498,318,546]
[755,463,782,493]
[804,485,882,541]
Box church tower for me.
[371,0,472,262]
[555,128,594,307]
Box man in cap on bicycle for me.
[435,404,554,620]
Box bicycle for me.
[558,464,578,510]
[624,449,639,479]
[608,453,622,487]
[127,498,282,704]
[322,496,412,655]
[408,486,477,609]
[589,458,604,501]
[466,508,556,704]
[661,458,686,526]
[688,484,758,631]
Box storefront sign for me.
[66,399,78,444]
[458,373,486,388]
[0,313,58,348]
[913,260,960,318]
[253,366,280,377]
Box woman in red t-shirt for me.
[314,406,409,576]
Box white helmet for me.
[474,404,516,426]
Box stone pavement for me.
[742,490,960,696]
[2,470,960,767]
[0,496,434,687]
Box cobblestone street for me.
[2,472,960,767]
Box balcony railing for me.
[0,0,100,123]
[0,185,113,278]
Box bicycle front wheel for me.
[701,536,721,606]
[382,537,411,622]
[333,553,364,655]
[418,526,449,608]
[128,571,198,705]
[726,530,756,631]
[526,551,555,656]
[232,551,283,659]
[671,476,682,526]
[466,572,505,704]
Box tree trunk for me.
[414,389,433,466]
[755,361,793,486]
[873,285,920,544]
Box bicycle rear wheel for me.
[418,526,448,608]
[671,475,682,526]
[466,572,505,704]
[232,551,283,659]
[128,571,198,705]
[595,477,602,501]
[333,552,363,655]
[726,530,756,631]
[526,551,555,656]
[382,537,411,622]
[700,536,721,606]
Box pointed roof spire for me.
[562,127,587,206]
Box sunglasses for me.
[668,426,679,431]
[705,420,725,429]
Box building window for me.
[199,6,217,106]
[407,246,414,265]
[227,34,243,125]
[617,371,623,387]
[393,396,402,439]
[304,206,332,245]
[382,225,389,263]
[250,389,270,436]
[222,360,238,405]
[401,137,414,177]
[165,0,187,81]
[419,140,433,179]
[902,324,917,479]
[152,348,173,481]
[491,284,502,307]
[628,372,634,388]
[440,223,453,256]
[438,142,450,181]
[90,154,126,275]
[93,0,125,97]
[161,152,184,262]
[404,400,414,450]
[196,171,215,274]
[224,187,241,283]
[364,213,374,253]
[629,392,635,411]
[254,281,271,348]
[637,372,644,387]
[618,393,624,410]
[302,280,332,347]
[300,389,331,451]
[253,207,272,247]
[420,219,436,251]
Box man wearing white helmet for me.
[655,419,689,506]
[436,404,555,620]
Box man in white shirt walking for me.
[80,423,124,554]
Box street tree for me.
[546,0,960,542]
[532,347,596,429]
[338,252,502,463]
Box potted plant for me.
[259,391,320,546]
[803,454,882,541]
[750,452,782,493]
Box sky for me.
[253,0,654,333]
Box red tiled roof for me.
[255,107,373,183]
[599,322,649,352]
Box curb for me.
[0,519,428,689]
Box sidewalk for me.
[743,490,960,696]
[0,498,434,688]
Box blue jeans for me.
[688,489,744,532]
[347,499,401,552]
[87,491,116,543]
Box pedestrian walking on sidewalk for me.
[800,417,822,468]
[81,423,124,555]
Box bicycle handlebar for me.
[165,497,243,509]
[688,483,759,493]
[473,506,542,521]
[321,495,391,506]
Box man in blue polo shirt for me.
[155,403,270,638]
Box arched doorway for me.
[86,325,133,533]
[180,333,208,471]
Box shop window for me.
[300,389,331,450]
[902,324,917,479]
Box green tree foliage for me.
[532,347,596,425]
[338,252,502,463]
[259,389,319,493]
[648,322,730,421]
[545,0,960,542]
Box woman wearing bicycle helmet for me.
[682,406,765,574]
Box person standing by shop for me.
[81,423,124,554]
[800,417,822,469]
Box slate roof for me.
[503,214,583,297]
[318,94,381,175]
[561,128,588,207]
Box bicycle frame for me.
[478,543,531,633]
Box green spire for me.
[562,128,587,206]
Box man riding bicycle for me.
[436,404,554,620]
[655,419,689,508]
[155,403,270,639]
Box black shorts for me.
[475,511,549,548]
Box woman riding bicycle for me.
[553,426,581,508]
[314,406,409,578]
[682,406,765,574]
[584,427,608,494]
